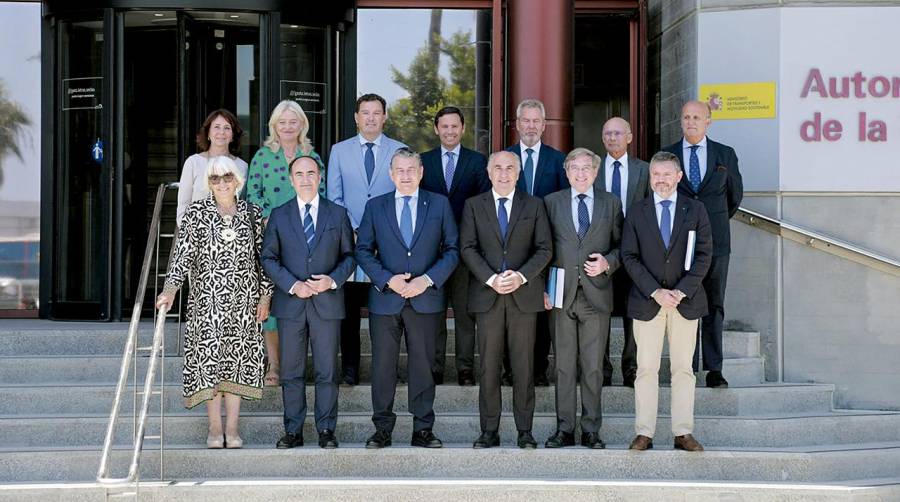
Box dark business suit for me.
[506,142,570,380]
[355,190,459,433]
[544,188,623,434]
[620,194,713,437]
[421,146,490,378]
[594,155,650,383]
[663,137,743,371]
[261,197,356,435]
[459,190,552,432]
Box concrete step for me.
[0,321,760,359]
[0,383,836,416]
[2,443,900,484]
[2,478,898,501]
[3,410,899,449]
[0,352,766,387]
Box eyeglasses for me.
[209,173,235,185]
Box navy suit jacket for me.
[355,189,460,315]
[261,197,356,320]
[663,137,743,256]
[506,142,569,199]
[420,145,490,223]
[620,195,713,321]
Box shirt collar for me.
[441,144,462,157]
[297,193,320,209]
[682,136,708,149]
[653,191,678,206]
[606,152,628,167]
[571,186,595,200]
[520,140,542,155]
[359,134,383,147]
[395,189,420,200]
[492,189,515,202]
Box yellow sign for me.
[698,82,777,120]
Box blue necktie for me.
[688,145,701,192]
[364,142,376,184]
[611,160,622,198]
[444,151,456,192]
[577,194,589,241]
[524,148,535,195]
[660,199,672,249]
[400,196,413,248]
[303,203,315,249]
[498,197,509,270]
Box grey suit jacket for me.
[544,188,623,313]
[593,155,651,216]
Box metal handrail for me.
[97,182,176,487]
[735,207,900,277]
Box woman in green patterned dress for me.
[246,100,325,386]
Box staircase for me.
[0,318,898,500]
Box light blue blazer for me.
[326,134,407,229]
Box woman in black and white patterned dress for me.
[157,156,273,449]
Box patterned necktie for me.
[688,145,701,192]
[577,194,590,241]
[364,142,376,184]
[498,197,509,270]
[660,199,672,249]
[303,203,315,249]
[444,151,456,192]
[611,160,622,198]
[400,196,413,248]
[524,148,535,195]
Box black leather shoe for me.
[706,370,729,389]
[457,368,475,386]
[341,371,358,386]
[534,373,550,387]
[517,430,537,449]
[602,376,613,386]
[500,371,513,386]
[318,429,338,449]
[432,371,444,385]
[365,429,392,449]
[411,429,443,448]
[544,430,576,448]
[622,371,636,389]
[581,432,606,449]
[472,430,500,449]
[276,432,303,449]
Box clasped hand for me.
[389,273,430,298]
[584,253,609,277]
[491,270,524,295]
[652,288,686,309]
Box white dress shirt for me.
[441,144,462,170]
[359,133,384,165]
[486,189,526,286]
[296,193,320,227]
[682,136,708,181]
[604,153,630,215]
[570,186,595,231]
[518,140,542,191]
[394,189,419,229]
[653,191,678,231]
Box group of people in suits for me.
[212,92,741,451]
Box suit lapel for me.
[483,193,504,243]
[699,139,717,191]
[288,200,310,257]
[309,199,330,253]
[560,190,578,237]
[597,156,608,190]
[409,191,431,249]
[447,148,467,196]
[675,142,697,195]
[668,197,690,253]
[509,144,529,194]
[369,138,393,188]
[584,193,608,242]
[642,198,667,252]
[505,192,526,240]
[385,192,406,247]
[626,162,641,208]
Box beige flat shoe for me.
[207,433,224,449]
[225,435,243,449]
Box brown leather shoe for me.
[673,434,704,452]
[629,435,653,450]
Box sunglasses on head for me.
[209,173,235,185]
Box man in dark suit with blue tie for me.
[355,148,460,449]
[420,106,490,386]
[261,157,356,449]
[505,98,569,386]
[621,151,713,452]
[663,101,743,389]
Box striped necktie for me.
[303,203,315,249]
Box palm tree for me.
[0,80,32,189]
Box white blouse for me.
[176,153,249,225]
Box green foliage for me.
[384,21,477,153]
[0,80,32,188]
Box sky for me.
[0,2,41,203]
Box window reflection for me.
[357,8,491,154]
[0,2,41,312]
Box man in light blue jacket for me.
[327,93,407,385]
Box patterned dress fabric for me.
[164,195,273,408]
[246,145,324,331]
